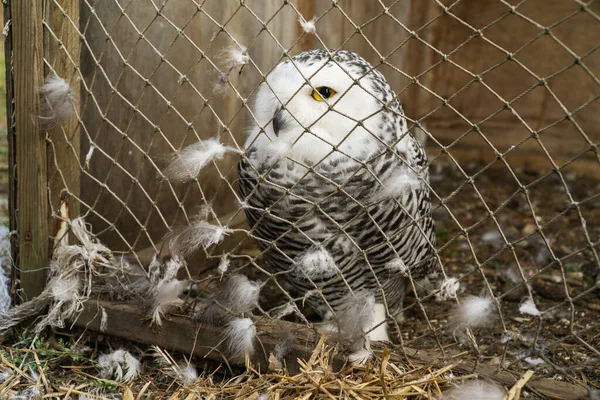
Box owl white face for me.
[245,53,395,165]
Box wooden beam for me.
[72,300,335,375]
[12,0,48,301]
[44,0,81,248]
[72,300,591,399]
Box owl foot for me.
[365,303,390,343]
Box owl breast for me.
[238,139,437,314]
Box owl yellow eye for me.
[311,86,336,101]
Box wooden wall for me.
[75,0,600,252]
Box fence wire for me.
[9,0,600,384]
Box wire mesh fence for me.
[4,0,600,394]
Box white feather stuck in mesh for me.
[385,257,409,275]
[97,349,141,382]
[438,277,460,300]
[220,274,260,314]
[224,45,249,69]
[163,139,238,183]
[439,380,506,400]
[217,255,230,276]
[449,296,495,331]
[198,274,260,324]
[84,145,95,169]
[294,247,339,279]
[151,346,198,386]
[223,317,256,363]
[146,256,188,326]
[38,74,74,129]
[167,217,233,258]
[147,254,164,287]
[150,279,188,326]
[298,15,316,34]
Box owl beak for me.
[272,106,284,137]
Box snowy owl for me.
[238,50,437,342]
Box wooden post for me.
[44,0,81,247]
[4,0,17,291]
[12,0,48,301]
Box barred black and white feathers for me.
[238,50,438,342]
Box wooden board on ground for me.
[71,300,591,400]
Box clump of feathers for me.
[438,277,460,300]
[35,273,84,333]
[298,15,316,34]
[163,139,238,183]
[195,274,260,325]
[97,349,141,382]
[223,317,256,364]
[449,296,496,341]
[439,380,505,400]
[223,45,249,70]
[145,256,190,326]
[167,216,233,258]
[217,254,230,276]
[38,74,74,129]
[0,217,118,335]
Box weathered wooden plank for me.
[44,0,81,247]
[71,300,591,399]
[72,300,333,375]
[4,0,18,291]
[13,0,48,301]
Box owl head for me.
[245,50,408,166]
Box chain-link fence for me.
[5,0,600,395]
